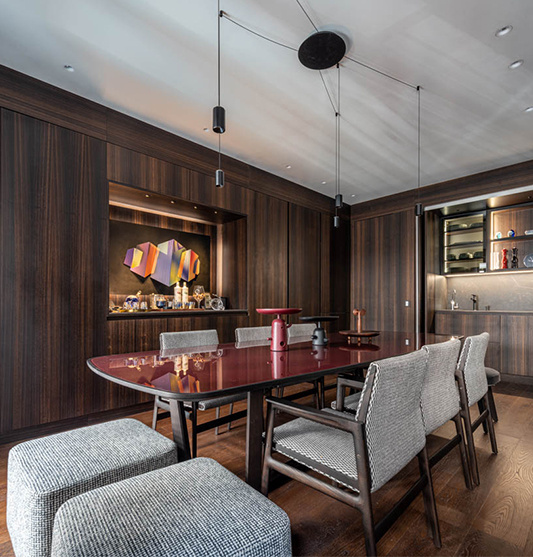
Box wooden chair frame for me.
[262,373,441,557]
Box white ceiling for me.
[1,0,533,203]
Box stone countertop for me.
[435,309,533,314]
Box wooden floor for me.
[1,381,533,556]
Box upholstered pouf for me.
[51,458,292,557]
[7,419,177,557]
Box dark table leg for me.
[169,399,191,461]
[246,390,265,490]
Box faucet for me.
[470,294,478,311]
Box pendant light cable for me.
[294,0,318,32]
[417,85,421,201]
[218,0,221,106]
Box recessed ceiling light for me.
[145,194,150,198]
[285,165,292,169]
[63,65,75,72]
[321,181,327,185]
[170,200,175,204]
[509,59,524,69]
[194,206,198,209]
[495,25,513,37]
[351,194,356,198]
[203,127,209,132]
[525,107,533,113]
[214,211,218,214]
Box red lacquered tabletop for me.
[87,332,452,401]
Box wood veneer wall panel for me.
[434,312,501,342]
[501,315,533,376]
[352,209,415,332]
[220,218,247,310]
[107,144,189,199]
[0,109,108,434]
[288,204,321,320]
[0,65,107,140]
[247,192,289,326]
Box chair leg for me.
[227,403,234,433]
[261,404,276,497]
[478,399,489,434]
[191,402,198,459]
[151,400,159,430]
[215,406,220,436]
[318,377,326,409]
[359,487,377,556]
[487,387,499,423]
[462,408,480,486]
[453,413,473,490]
[276,386,284,397]
[418,446,442,548]
[484,393,498,455]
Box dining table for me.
[88,331,456,490]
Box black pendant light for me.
[213,0,225,187]
[334,63,342,228]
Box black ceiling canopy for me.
[298,31,346,70]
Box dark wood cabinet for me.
[500,315,533,377]
[0,109,108,434]
[352,209,415,332]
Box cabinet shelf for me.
[490,234,533,243]
[445,227,484,237]
[445,241,484,248]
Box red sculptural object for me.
[501,248,508,269]
[256,308,302,351]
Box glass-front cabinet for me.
[442,212,486,275]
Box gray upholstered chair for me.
[153,330,247,457]
[262,350,441,556]
[485,366,500,422]
[235,325,323,408]
[421,339,472,489]
[51,458,292,557]
[456,332,498,486]
[288,323,316,340]
[7,419,177,557]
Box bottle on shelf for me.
[174,282,182,309]
[182,282,189,307]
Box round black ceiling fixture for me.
[298,31,346,70]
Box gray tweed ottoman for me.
[7,418,177,557]
[51,458,292,557]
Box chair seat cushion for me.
[272,415,358,491]
[7,419,177,557]
[159,392,247,411]
[330,392,361,411]
[51,458,292,557]
[485,367,501,386]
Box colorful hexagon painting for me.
[124,239,200,285]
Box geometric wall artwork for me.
[124,239,200,286]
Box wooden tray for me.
[339,330,381,345]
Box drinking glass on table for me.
[192,286,205,309]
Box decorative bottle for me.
[501,248,508,269]
[182,283,189,306]
[511,246,519,269]
[174,282,182,308]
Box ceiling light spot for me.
[170,200,175,204]
[203,127,209,132]
[509,59,524,69]
[63,65,75,72]
[351,194,356,198]
[286,165,292,169]
[194,206,198,209]
[525,107,533,113]
[214,211,218,214]
[145,194,150,198]
[495,25,513,37]
[321,181,327,185]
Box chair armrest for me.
[265,396,360,434]
[335,377,364,413]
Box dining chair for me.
[456,332,498,486]
[421,339,472,489]
[152,330,247,457]
[262,349,441,556]
[235,326,323,408]
[287,323,316,339]
[485,366,500,422]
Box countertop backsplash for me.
[445,274,533,311]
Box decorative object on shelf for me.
[495,231,502,239]
[210,296,225,311]
[192,285,205,309]
[525,230,533,236]
[470,294,478,311]
[447,254,457,261]
[501,248,509,269]
[459,252,473,260]
[523,253,533,268]
[511,246,519,268]
[491,251,500,270]
[339,309,380,346]
[473,251,484,259]
[256,308,302,351]
[448,223,468,232]
[469,222,484,229]
[299,316,339,346]
[154,294,166,310]
[124,240,200,285]
[508,229,516,238]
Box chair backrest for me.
[421,339,462,434]
[234,326,271,343]
[160,330,219,350]
[354,349,428,492]
[457,332,489,406]
[288,323,315,339]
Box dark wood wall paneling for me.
[351,209,415,333]
[0,65,349,441]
